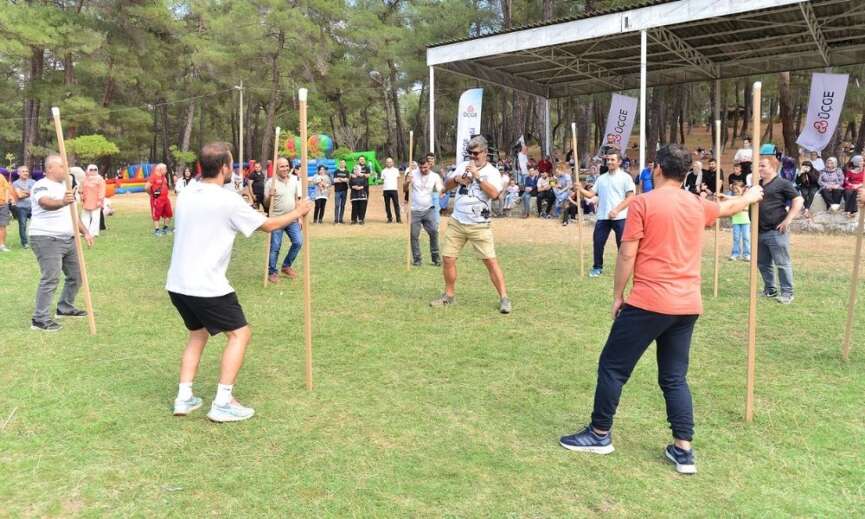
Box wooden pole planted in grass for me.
[299,88,314,390]
[713,80,722,298]
[263,127,280,288]
[842,209,865,361]
[571,122,584,277]
[745,81,762,423]
[51,107,97,336]
[406,130,413,271]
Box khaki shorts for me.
[442,219,496,259]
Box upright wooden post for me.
[51,107,96,335]
[238,81,244,195]
[406,130,413,271]
[713,80,722,298]
[745,81,762,423]
[842,209,865,361]
[571,122,584,277]
[263,127,280,288]
[299,88,314,391]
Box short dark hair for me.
[418,157,429,166]
[200,142,232,178]
[425,152,435,159]
[655,144,692,181]
[605,148,622,161]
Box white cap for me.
[298,88,308,102]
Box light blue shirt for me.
[591,169,635,220]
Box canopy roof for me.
[426,0,865,98]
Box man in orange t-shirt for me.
[559,144,763,475]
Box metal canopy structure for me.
[427,0,865,99]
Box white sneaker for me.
[728,255,737,261]
[831,204,841,212]
[173,396,203,416]
[0,245,10,252]
[207,401,255,423]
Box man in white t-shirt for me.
[166,142,312,423]
[380,157,401,223]
[264,157,303,283]
[404,157,443,266]
[430,135,511,314]
[575,150,636,277]
[28,154,95,332]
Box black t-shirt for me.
[349,175,368,200]
[333,169,349,192]
[702,168,724,193]
[358,164,371,194]
[684,172,700,194]
[728,172,747,186]
[759,176,799,231]
[249,171,265,196]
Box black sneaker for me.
[412,261,422,267]
[56,308,88,318]
[31,319,62,332]
[432,260,442,267]
[559,426,614,454]
[762,289,778,298]
[665,444,697,474]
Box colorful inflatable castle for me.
[111,163,154,194]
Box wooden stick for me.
[713,119,722,298]
[842,208,865,361]
[299,88,314,391]
[51,107,96,335]
[406,130,413,271]
[263,127,280,288]
[238,81,244,201]
[745,81,762,423]
[571,122,584,277]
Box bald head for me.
[44,154,66,181]
[277,157,290,178]
[154,163,167,177]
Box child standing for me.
[729,182,751,261]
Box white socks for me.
[177,382,193,401]
[214,384,234,406]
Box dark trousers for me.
[383,190,401,222]
[592,219,625,270]
[800,186,818,209]
[411,207,440,263]
[844,189,860,214]
[334,190,347,223]
[16,206,31,246]
[538,191,555,215]
[561,201,577,223]
[351,199,368,223]
[591,305,699,441]
[314,198,327,222]
[820,188,843,207]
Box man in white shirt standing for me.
[166,142,312,422]
[380,157,401,223]
[574,150,636,277]
[430,135,511,314]
[28,154,94,332]
[264,157,303,283]
[404,157,443,266]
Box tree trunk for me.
[740,78,751,139]
[856,108,865,154]
[387,60,406,160]
[731,82,740,146]
[161,102,170,168]
[22,46,44,169]
[778,72,798,156]
[411,78,427,160]
[101,55,115,107]
[259,31,285,165]
[500,0,512,29]
[542,0,554,20]
[647,87,662,162]
[178,101,195,173]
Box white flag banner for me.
[455,88,483,164]
[603,94,638,151]
[796,73,849,152]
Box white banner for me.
[796,73,849,152]
[603,94,638,151]
[455,88,483,164]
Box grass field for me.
[1,194,864,517]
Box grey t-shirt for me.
[13,178,36,209]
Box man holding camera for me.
[430,135,511,314]
[145,163,173,236]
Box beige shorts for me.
[442,219,496,259]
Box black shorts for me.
[168,291,248,336]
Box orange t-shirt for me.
[622,187,720,315]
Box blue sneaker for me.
[589,268,603,278]
[665,444,697,474]
[173,396,203,416]
[153,228,163,237]
[559,426,614,454]
[207,401,255,423]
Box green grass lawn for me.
[1,211,864,517]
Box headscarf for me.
[780,157,796,182]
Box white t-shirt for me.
[381,167,400,191]
[410,170,443,211]
[29,177,74,238]
[166,182,267,297]
[591,169,635,221]
[448,161,503,225]
[518,152,528,177]
[223,172,244,195]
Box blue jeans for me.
[439,192,451,212]
[521,192,534,216]
[592,219,626,270]
[757,230,793,296]
[334,191,347,223]
[591,305,699,441]
[269,222,302,274]
[731,223,750,258]
[16,206,32,246]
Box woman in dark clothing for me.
[349,165,368,224]
[796,160,819,218]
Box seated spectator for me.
[536,171,555,218]
[560,186,580,226]
[684,161,702,195]
[796,160,820,218]
[553,164,573,217]
[502,179,519,217]
[843,155,864,218]
[779,157,797,183]
[818,157,845,212]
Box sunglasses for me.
[469,150,484,157]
